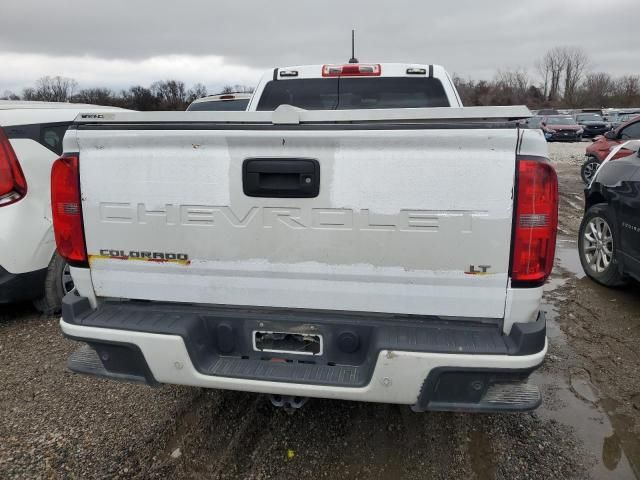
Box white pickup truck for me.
[57,63,557,412]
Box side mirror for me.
[604,130,617,140]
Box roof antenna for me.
[348,29,359,63]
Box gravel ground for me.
[1,140,639,479]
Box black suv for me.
[579,142,640,286]
[574,113,609,138]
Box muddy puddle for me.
[554,238,585,279]
[536,305,637,479]
[534,368,636,479]
[536,241,640,479]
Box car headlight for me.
[577,129,584,134]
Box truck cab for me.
[247,63,463,111]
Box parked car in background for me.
[0,101,125,313]
[603,109,640,125]
[609,112,640,130]
[186,93,252,111]
[540,115,583,142]
[582,114,640,183]
[523,115,543,129]
[574,113,609,138]
[537,109,559,116]
[579,141,640,286]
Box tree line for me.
[1,46,638,110]
[454,46,639,109]
[0,77,253,111]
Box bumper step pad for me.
[482,382,541,408]
[68,344,149,385]
[425,381,541,413]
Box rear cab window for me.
[256,77,450,111]
[4,122,69,155]
[41,124,68,155]
[620,121,640,140]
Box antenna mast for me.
[348,29,358,63]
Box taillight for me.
[322,64,381,77]
[51,154,87,265]
[510,159,558,286]
[0,127,27,206]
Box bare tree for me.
[151,80,187,110]
[1,90,20,100]
[121,86,159,111]
[23,76,78,102]
[563,47,589,107]
[539,47,567,102]
[21,87,35,100]
[220,84,254,94]
[535,59,550,99]
[612,75,640,107]
[72,88,115,105]
[581,73,613,107]
[494,69,531,104]
[186,83,207,103]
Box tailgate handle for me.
[243,158,320,198]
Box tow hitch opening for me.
[269,394,309,412]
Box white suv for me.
[0,101,125,313]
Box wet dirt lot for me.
[1,140,639,479]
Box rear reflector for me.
[510,159,558,286]
[0,127,27,206]
[322,64,381,77]
[51,154,87,265]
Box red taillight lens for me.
[322,64,382,77]
[51,155,87,265]
[510,159,558,286]
[0,127,27,206]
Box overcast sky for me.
[0,0,638,95]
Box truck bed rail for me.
[72,105,531,127]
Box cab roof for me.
[273,63,446,80]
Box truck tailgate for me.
[76,125,517,319]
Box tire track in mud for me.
[147,389,588,480]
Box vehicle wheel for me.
[581,157,600,184]
[33,253,75,315]
[578,204,627,287]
